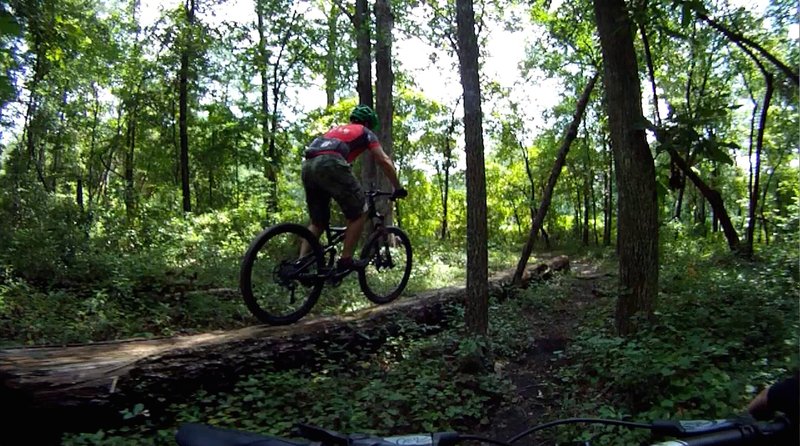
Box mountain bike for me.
[240,190,412,325]
[176,416,792,446]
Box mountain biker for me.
[747,370,798,424]
[300,104,407,277]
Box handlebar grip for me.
[176,423,310,446]
[650,429,752,446]
[649,419,790,446]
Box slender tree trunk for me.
[591,170,598,245]
[50,89,68,192]
[744,72,773,256]
[179,0,195,213]
[758,152,784,245]
[325,2,339,106]
[594,0,659,336]
[456,0,488,335]
[573,184,581,238]
[86,83,100,209]
[582,138,591,246]
[373,0,394,224]
[124,107,137,220]
[22,33,49,191]
[513,74,598,286]
[603,133,613,246]
[351,0,378,227]
[256,0,272,211]
[354,0,373,108]
[269,32,294,216]
[440,143,452,240]
[667,147,740,251]
[439,105,457,240]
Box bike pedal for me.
[326,269,351,286]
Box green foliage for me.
[553,239,799,445]
[62,313,514,445]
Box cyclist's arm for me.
[371,144,402,190]
[748,371,799,421]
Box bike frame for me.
[319,190,392,267]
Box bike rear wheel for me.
[358,226,412,304]
[240,223,325,325]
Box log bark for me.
[1,258,569,441]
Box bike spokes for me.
[358,227,412,304]
[242,226,324,324]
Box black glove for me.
[392,187,408,199]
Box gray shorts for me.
[301,155,367,226]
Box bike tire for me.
[240,223,325,325]
[358,226,413,304]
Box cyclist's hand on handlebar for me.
[392,187,408,199]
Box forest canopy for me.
[0,0,797,340]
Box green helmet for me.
[349,104,380,131]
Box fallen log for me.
[0,256,569,441]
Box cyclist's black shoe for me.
[327,257,368,285]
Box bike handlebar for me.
[175,417,791,446]
[650,418,789,446]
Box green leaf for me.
[0,12,20,36]
[702,143,735,165]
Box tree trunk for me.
[512,73,598,286]
[593,0,659,336]
[582,139,591,246]
[22,33,49,191]
[744,71,774,256]
[439,106,457,240]
[603,133,613,246]
[325,2,339,106]
[179,0,195,213]
[351,0,378,227]
[373,0,394,223]
[266,12,300,216]
[665,147,741,251]
[124,107,136,220]
[354,0,373,108]
[256,0,274,215]
[456,0,489,335]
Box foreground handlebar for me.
[176,423,463,446]
[176,417,791,446]
[176,423,309,446]
[650,418,790,446]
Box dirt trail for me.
[480,257,616,444]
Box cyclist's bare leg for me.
[341,213,367,259]
[299,223,323,257]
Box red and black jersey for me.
[304,123,380,163]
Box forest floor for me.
[477,255,617,444]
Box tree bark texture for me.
[353,0,373,108]
[455,0,489,335]
[593,0,659,336]
[372,0,395,223]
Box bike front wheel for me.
[240,223,325,325]
[358,226,413,304]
